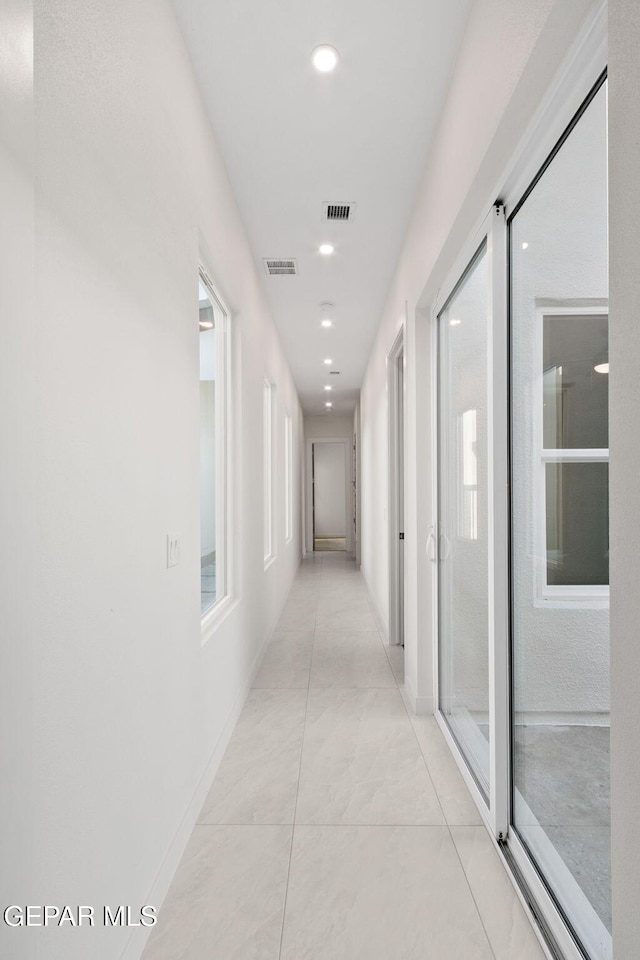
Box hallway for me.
[143,555,545,960]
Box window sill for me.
[201,593,239,646]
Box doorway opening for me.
[307,438,351,554]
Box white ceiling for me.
[172,0,472,415]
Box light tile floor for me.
[143,554,546,960]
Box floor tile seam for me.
[306,684,398,690]
[195,822,296,828]
[379,637,402,686]
[446,821,499,960]
[278,579,316,960]
[289,822,452,829]
[397,692,450,828]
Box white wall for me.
[0,0,36,931]
[304,414,353,439]
[609,1,640,954]
[358,0,602,713]
[313,442,347,538]
[1,3,303,959]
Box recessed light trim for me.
[522,242,529,250]
[323,358,333,365]
[325,402,333,408]
[324,385,332,392]
[319,243,334,256]
[311,45,339,73]
[321,319,333,328]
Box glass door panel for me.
[510,78,610,959]
[438,240,490,799]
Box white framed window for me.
[535,305,609,601]
[199,266,230,620]
[284,413,293,543]
[263,378,276,566]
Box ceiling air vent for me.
[330,370,341,375]
[323,202,356,222]
[263,258,298,276]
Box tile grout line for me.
[447,823,499,960]
[284,558,495,958]
[382,614,498,960]
[394,681,499,959]
[276,558,320,960]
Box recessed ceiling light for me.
[594,361,609,374]
[324,385,332,391]
[522,242,529,250]
[449,319,461,326]
[319,243,334,256]
[199,320,214,330]
[311,45,339,73]
[321,319,333,328]
[323,358,333,365]
[325,402,333,408]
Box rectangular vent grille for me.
[330,370,340,375]
[323,202,356,222]
[263,258,298,276]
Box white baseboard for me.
[361,565,389,644]
[403,674,435,716]
[120,578,293,960]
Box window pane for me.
[546,462,609,586]
[510,79,610,957]
[543,313,608,449]
[438,241,490,798]
[200,282,217,614]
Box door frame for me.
[305,437,352,554]
[431,203,509,840]
[388,325,405,646]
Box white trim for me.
[263,378,277,567]
[434,208,496,814]
[199,266,234,637]
[507,828,610,960]
[361,561,389,644]
[533,305,609,604]
[435,708,491,827]
[487,203,510,839]
[387,325,405,647]
[284,412,293,544]
[305,437,352,554]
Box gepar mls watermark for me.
[4,905,157,927]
